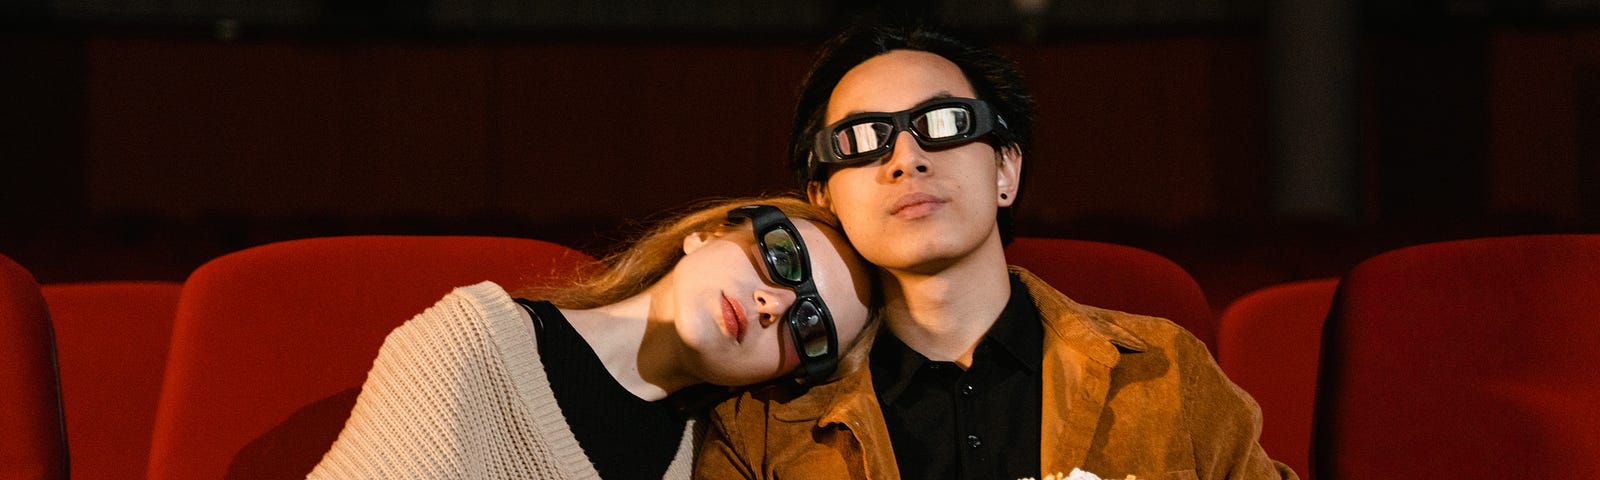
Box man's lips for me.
[890,192,945,216]
[720,293,748,343]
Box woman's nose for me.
[752,288,795,327]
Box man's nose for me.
[884,130,932,180]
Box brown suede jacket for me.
[695,267,1298,480]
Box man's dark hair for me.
[788,20,1036,244]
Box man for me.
[697,20,1297,480]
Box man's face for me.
[810,49,1022,275]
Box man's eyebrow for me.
[840,91,956,117]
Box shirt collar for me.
[868,331,922,406]
[870,273,1044,406]
[988,273,1044,372]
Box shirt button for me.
[966,434,982,449]
[960,384,975,395]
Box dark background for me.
[4,0,1598,310]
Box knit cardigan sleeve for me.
[308,281,696,480]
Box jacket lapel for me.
[1015,268,1148,475]
[816,371,899,480]
[1041,332,1113,473]
[771,360,900,480]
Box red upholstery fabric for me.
[43,281,183,480]
[0,254,69,480]
[145,236,594,480]
[1005,236,1216,351]
[1217,278,1338,480]
[1314,234,1600,477]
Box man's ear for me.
[806,181,832,209]
[996,145,1022,207]
[682,231,715,255]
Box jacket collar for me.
[1013,266,1148,360]
[770,266,1154,479]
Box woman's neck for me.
[560,279,698,402]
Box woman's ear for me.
[806,181,831,208]
[682,231,715,255]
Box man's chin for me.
[863,230,1001,276]
[868,248,965,276]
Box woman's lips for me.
[720,293,748,343]
[890,192,945,218]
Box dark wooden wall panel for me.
[1008,37,1263,229]
[4,28,1593,304]
[1487,30,1582,222]
[85,39,499,217]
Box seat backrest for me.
[1216,278,1338,480]
[146,236,594,480]
[0,254,69,480]
[1313,234,1600,477]
[43,281,183,480]
[1005,236,1216,351]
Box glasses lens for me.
[913,106,973,140]
[762,228,805,283]
[790,300,830,358]
[833,121,894,157]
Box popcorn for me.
[1020,469,1137,480]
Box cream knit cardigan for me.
[309,281,695,479]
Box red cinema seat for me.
[1006,236,1215,351]
[1217,278,1338,479]
[146,236,594,479]
[0,253,69,480]
[1313,234,1600,478]
[43,281,183,480]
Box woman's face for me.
[672,216,872,387]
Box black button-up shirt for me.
[870,274,1044,480]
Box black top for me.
[869,274,1044,480]
[515,299,685,480]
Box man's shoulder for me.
[1071,299,1197,346]
[1014,268,1204,357]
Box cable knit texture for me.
[309,281,694,479]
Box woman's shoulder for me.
[387,281,529,347]
[446,280,514,310]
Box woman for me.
[309,196,876,480]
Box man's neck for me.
[879,239,1013,368]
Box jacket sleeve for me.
[1175,332,1301,480]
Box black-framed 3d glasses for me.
[726,204,839,385]
[811,96,1008,167]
